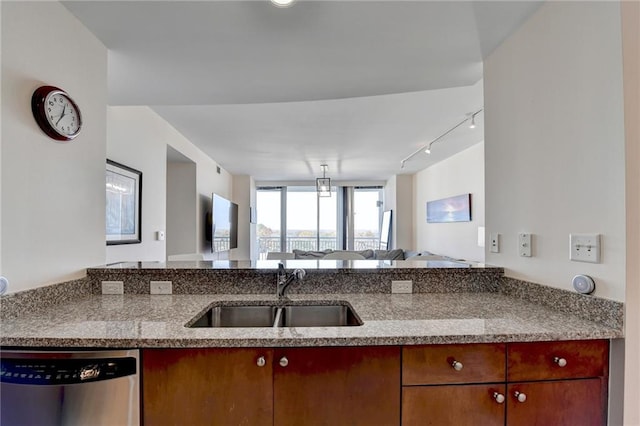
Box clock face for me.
[44,91,81,137]
[31,86,83,141]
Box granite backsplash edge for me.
[498,276,623,330]
[0,277,92,320]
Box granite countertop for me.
[0,292,622,348]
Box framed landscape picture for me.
[106,159,142,245]
[427,193,471,223]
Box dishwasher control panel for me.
[0,357,136,385]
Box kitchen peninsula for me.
[0,260,623,425]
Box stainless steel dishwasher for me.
[0,349,139,426]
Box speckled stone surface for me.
[0,277,92,320]
[0,262,624,348]
[499,276,623,329]
[86,260,504,294]
[0,292,622,349]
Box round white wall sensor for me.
[572,274,595,294]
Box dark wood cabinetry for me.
[506,340,609,426]
[403,384,506,426]
[401,340,609,426]
[506,379,606,426]
[143,340,608,426]
[402,343,506,426]
[142,346,400,426]
[142,348,273,425]
[274,346,400,426]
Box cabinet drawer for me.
[403,343,505,385]
[402,384,506,426]
[507,340,609,382]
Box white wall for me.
[107,106,233,262]
[231,175,255,261]
[384,175,414,250]
[413,143,484,262]
[166,161,197,256]
[622,2,640,424]
[160,119,233,259]
[484,1,626,302]
[106,107,167,263]
[1,2,107,293]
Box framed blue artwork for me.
[427,194,471,223]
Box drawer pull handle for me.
[493,392,505,404]
[256,356,266,367]
[451,360,463,371]
[553,356,568,367]
[279,356,289,368]
[514,391,527,403]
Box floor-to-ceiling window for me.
[256,187,283,254]
[353,187,384,250]
[256,185,381,258]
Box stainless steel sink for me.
[280,304,362,327]
[189,305,277,328]
[187,302,362,328]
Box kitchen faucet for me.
[277,263,306,298]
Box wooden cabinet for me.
[142,346,400,426]
[402,344,506,426]
[274,346,400,426]
[401,340,609,426]
[506,379,606,426]
[142,348,273,426]
[143,340,609,426]
[403,384,506,426]
[506,340,609,426]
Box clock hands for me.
[55,104,66,126]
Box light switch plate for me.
[490,233,500,253]
[150,281,172,295]
[570,234,600,263]
[102,281,124,295]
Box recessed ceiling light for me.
[271,0,296,8]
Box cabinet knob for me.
[451,360,463,371]
[513,391,527,403]
[256,356,266,367]
[553,356,568,367]
[279,356,289,367]
[493,392,505,404]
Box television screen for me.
[211,193,238,251]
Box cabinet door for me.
[402,384,506,426]
[143,348,273,426]
[506,379,606,426]
[273,346,401,426]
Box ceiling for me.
[63,0,542,182]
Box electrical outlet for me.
[570,234,600,263]
[101,281,124,295]
[150,281,172,295]
[490,233,500,253]
[392,280,413,294]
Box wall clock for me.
[31,85,82,141]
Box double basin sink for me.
[188,301,363,328]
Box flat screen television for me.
[208,193,238,252]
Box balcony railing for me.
[258,236,379,254]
